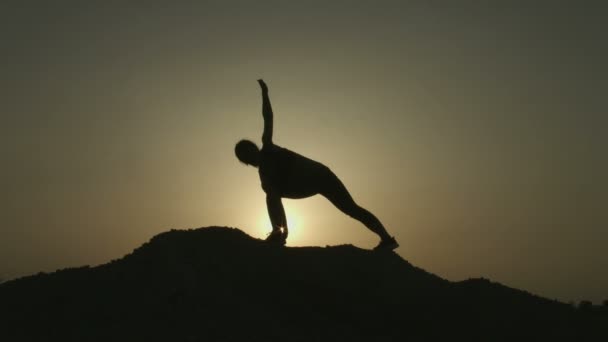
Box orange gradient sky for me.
[1,2,606,303]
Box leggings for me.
[319,171,391,240]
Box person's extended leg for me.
[320,171,397,250]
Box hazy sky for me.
[1,2,606,303]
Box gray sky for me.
[1,1,606,303]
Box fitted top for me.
[258,143,329,199]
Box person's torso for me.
[258,144,328,198]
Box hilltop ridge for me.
[0,226,604,341]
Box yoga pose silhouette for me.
[235,79,398,251]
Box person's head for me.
[234,139,260,167]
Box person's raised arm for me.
[258,79,273,145]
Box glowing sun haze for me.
[1,2,607,304]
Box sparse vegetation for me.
[579,300,593,311]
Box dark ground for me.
[1,227,605,341]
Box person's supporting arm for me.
[258,79,273,145]
[266,193,288,238]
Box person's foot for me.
[373,236,399,251]
[265,231,286,246]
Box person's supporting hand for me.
[257,79,268,93]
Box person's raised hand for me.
[257,79,268,93]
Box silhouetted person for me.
[235,79,398,251]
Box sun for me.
[256,202,305,246]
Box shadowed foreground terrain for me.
[1,227,605,341]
